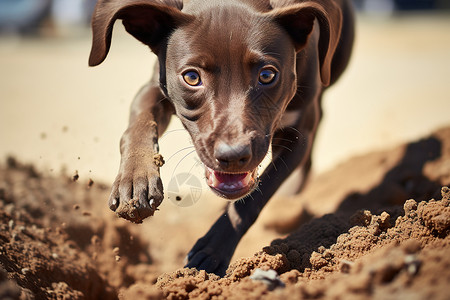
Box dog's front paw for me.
[109,156,164,223]
[185,215,239,276]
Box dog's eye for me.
[183,71,202,86]
[258,68,277,85]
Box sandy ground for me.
[0,126,449,299]
[0,11,450,300]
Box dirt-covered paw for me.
[108,170,164,224]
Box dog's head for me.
[89,0,341,200]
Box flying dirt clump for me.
[153,153,165,168]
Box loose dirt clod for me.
[72,170,79,182]
[88,178,94,188]
[153,153,165,168]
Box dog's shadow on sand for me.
[336,136,442,215]
[267,135,443,271]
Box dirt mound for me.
[155,187,449,299]
[0,127,449,299]
[0,158,153,299]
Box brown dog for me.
[89,0,354,276]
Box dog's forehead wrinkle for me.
[184,3,271,48]
[183,0,260,16]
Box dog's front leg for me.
[186,121,319,276]
[109,82,174,224]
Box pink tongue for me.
[214,172,248,184]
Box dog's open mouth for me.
[205,167,258,200]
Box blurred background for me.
[1,0,449,35]
[0,0,449,190]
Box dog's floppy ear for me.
[89,0,192,66]
[268,1,342,86]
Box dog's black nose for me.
[214,142,252,170]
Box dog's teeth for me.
[206,167,257,193]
